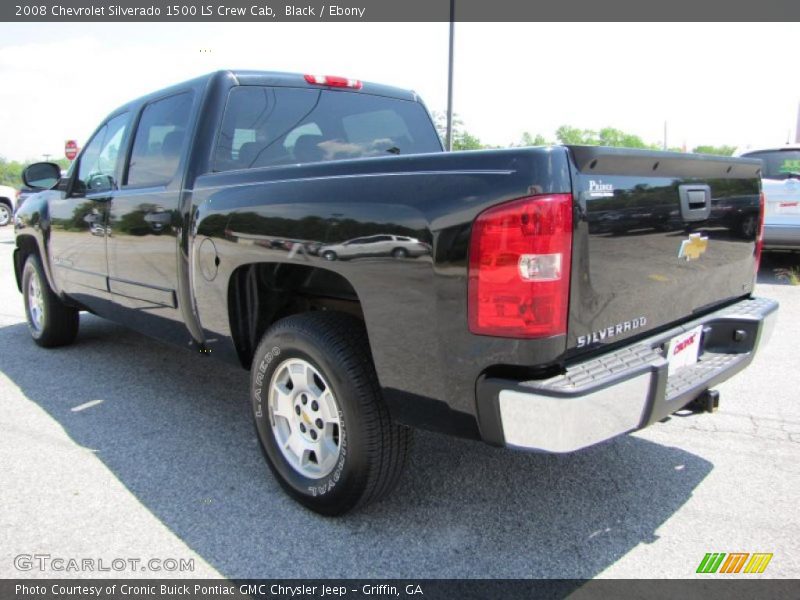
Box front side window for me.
[126,92,194,187]
[214,86,441,172]
[75,112,129,194]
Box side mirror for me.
[22,162,61,190]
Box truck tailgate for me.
[566,146,763,353]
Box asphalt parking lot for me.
[1,224,799,579]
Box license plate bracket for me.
[666,325,703,374]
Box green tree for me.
[597,127,659,150]
[692,145,736,156]
[0,158,25,187]
[518,132,550,146]
[555,125,598,145]
[453,130,484,151]
[431,111,487,150]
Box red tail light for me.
[754,190,765,276]
[468,194,573,338]
[304,74,362,89]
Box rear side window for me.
[126,92,194,187]
[214,86,440,172]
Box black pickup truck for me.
[15,70,777,515]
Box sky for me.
[0,22,798,161]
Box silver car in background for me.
[738,144,800,251]
[320,234,431,261]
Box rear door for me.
[566,147,762,353]
[106,91,194,339]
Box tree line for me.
[432,111,736,156]
[0,117,737,188]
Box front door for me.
[47,112,130,313]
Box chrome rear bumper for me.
[476,297,778,453]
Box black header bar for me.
[2,579,800,600]
[4,0,800,22]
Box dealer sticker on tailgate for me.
[666,325,703,374]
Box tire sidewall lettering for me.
[253,346,280,419]
[308,409,347,497]
[252,342,354,502]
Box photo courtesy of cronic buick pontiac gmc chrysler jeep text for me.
[14,71,777,515]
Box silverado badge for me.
[678,233,708,261]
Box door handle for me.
[678,184,712,222]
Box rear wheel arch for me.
[14,234,44,292]
[226,261,366,369]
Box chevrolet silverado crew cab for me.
[15,71,777,515]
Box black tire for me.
[739,213,758,239]
[322,250,337,261]
[21,255,79,347]
[251,311,412,515]
[0,201,11,227]
[391,247,409,259]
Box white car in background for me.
[737,144,800,251]
[320,234,431,261]
[0,184,17,227]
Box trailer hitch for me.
[687,389,720,413]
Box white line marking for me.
[71,400,104,412]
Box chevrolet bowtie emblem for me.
[678,233,709,261]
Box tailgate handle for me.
[679,184,711,222]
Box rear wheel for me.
[391,247,409,259]
[0,202,11,227]
[739,213,758,239]
[22,255,79,347]
[251,311,411,515]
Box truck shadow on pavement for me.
[0,316,712,579]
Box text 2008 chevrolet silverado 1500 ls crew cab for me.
[15,71,777,515]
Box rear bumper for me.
[763,223,800,249]
[476,296,778,453]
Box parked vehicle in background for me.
[320,234,430,260]
[0,185,16,226]
[15,186,38,211]
[738,144,800,251]
[14,70,777,516]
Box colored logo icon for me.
[696,552,773,574]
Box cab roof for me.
[111,69,419,118]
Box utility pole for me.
[795,101,799,143]
[663,121,667,151]
[42,153,51,161]
[445,0,455,151]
